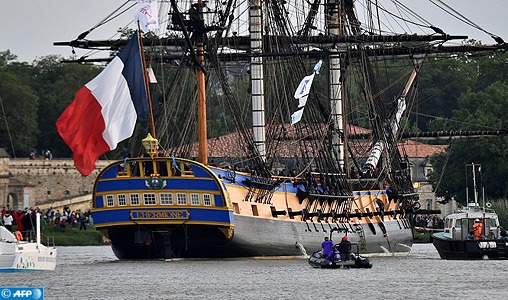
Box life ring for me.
[14,231,23,241]
[486,202,492,208]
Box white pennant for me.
[290,60,322,125]
[291,108,305,125]
[134,0,159,33]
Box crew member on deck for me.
[473,219,483,240]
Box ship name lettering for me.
[131,210,189,220]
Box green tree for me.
[429,81,508,203]
[469,51,508,92]
[0,50,17,65]
[31,56,102,157]
[417,56,477,132]
[0,68,39,157]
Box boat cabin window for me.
[106,195,114,207]
[203,194,212,206]
[160,193,174,205]
[130,194,140,206]
[190,193,200,205]
[177,193,187,205]
[118,194,127,206]
[143,193,157,205]
[454,219,462,228]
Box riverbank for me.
[14,224,105,246]
[18,224,433,246]
[43,226,105,246]
[413,232,432,243]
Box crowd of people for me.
[42,206,93,230]
[1,206,93,238]
[414,215,445,230]
[29,148,53,160]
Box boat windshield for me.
[489,218,498,227]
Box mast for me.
[466,163,481,207]
[466,163,481,206]
[472,163,478,205]
[137,26,157,140]
[250,0,266,160]
[196,0,208,165]
[327,0,345,171]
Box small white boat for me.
[432,164,508,260]
[0,213,57,271]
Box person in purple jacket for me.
[321,236,334,258]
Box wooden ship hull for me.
[93,158,412,259]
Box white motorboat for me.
[0,213,57,271]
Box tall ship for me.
[55,0,506,259]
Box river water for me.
[2,244,507,300]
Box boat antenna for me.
[136,23,157,140]
[472,163,478,206]
[466,163,481,207]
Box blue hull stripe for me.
[93,208,234,225]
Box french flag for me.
[56,32,148,176]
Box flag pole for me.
[136,23,157,140]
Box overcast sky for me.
[1,0,507,63]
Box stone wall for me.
[37,194,93,213]
[0,158,10,210]
[3,159,111,210]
